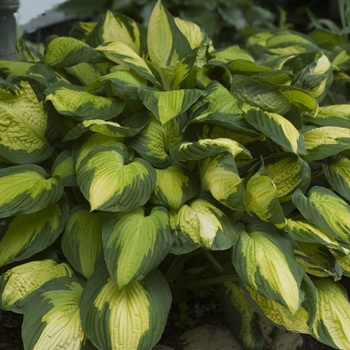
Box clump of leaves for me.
[1,1,350,349]
[58,0,275,47]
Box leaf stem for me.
[184,275,239,291]
[202,250,224,274]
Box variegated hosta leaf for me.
[44,36,104,68]
[285,218,347,254]
[301,125,350,162]
[0,60,34,77]
[231,75,292,115]
[86,70,147,100]
[219,282,263,350]
[72,133,127,171]
[260,30,318,55]
[45,82,124,122]
[86,11,147,57]
[242,273,317,334]
[80,265,171,350]
[64,62,101,86]
[200,153,245,210]
[129,115,173,169]
[63,113,149,141]
[76,145,156,212]
[295,242,342,280]
[0,199,69,267]
[22,276,86,350]
[170,198,238,254]
[293,186,350,249]
[0,164,63,218]
[277,85,318,117]
[62,206,104,279]
[96,42,158,86]
[0,259,73,313]
[150,165,200,210]
[323,153,350,201]
[0,80,54,164]
[170,138,251,163]
[232,222,304,314]
[138,87,205,125]
[210,45,254,65]
[245,164,285,228]
[174,17,211,50]
[191,80,241,116]
[264,153,310,202]
[147,0,192,69]
[304,104,350,128]
[51,149,77,187]
[290,51,332,100]
[312,279,350,349]
[243,104,306,154]
[331,250,350,278]
[102,207,173,288]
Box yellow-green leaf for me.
[80,265,171,350]
[102,207,173,288]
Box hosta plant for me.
[1,1,350,349]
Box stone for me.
[180,325,243,350]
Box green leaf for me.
[312,279,350,349]
[22,276,86,349]
[45,82,124,122]
[210,45,254,65]
[0,199,69,267]
[129,115,173,169]
[80,265,171,350]
[62,206,104,279]
[44,36,105,68]
[191,80,241,116]
[170,198,238,253]
[200,153,245,210]
[304,105,350,128]
[0,260,73,313]
[293,186,350,248]
[302,126,350,162]
[0,164,63,218]
[170,138,251,162]
[285,218,347,255]
[72,133,125,171]
[0,60,34,77]
[64,62,101,86]
[245,164,285,228]
[174,17,211,50]
[138,87,205,125]
[231,75,292,115]
[76,145,156,212]
[242,274,316,334]
[147,0,192,69]
[323,154,350,201]
[263,30,318,55]
[86,70,147,100]
[64,113,149,141]
[264,153,310,202]
[150,165,200,210]
[51,149,77,187]
[0,80,54,164]
[86,11,147,57]
[232,222,304,314]
[243,104,306,154]
[219,282,263,350]
[102,207,173,288]
[96,42,158,86]
[295,242,342,280]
